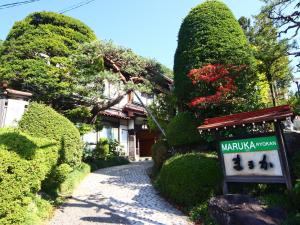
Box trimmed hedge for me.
[19,102,83,167]
[166,112,201,147]
[0,128,59,225]
[155,153,222,207]
[58,163,91,197]
[173,0,256,109]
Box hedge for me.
[58,163,91,197]
[19,102,83,168]
[155,153,222,207]
[0,128,59,225]
[173,0,257,112]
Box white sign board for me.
[221,136,283,177]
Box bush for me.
[85,156,130,172]
[155,153,222,208]
[0,128,59,225]
[190,202,216,225]
[53,164,73,184]
[58,163,91,197]
[173,0,257,113]
[151,140,169,170]
[94,138,110,159]
[19,102,83,168]
[166,112,201,147]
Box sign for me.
[220,136,283,177]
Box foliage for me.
[19,102,83,168]
[190,202,216,225]
[0,11,96,105]
[188,64,245,108]
[69,40,173,123]
[94,137,110,159]
[58,163,91,197]
[53,163,73,184]
[166,112,201,147]
[85,156,130,172]
[289,96,300,115]
[262,0,300,69]
[84,138,124,161]
[239,13,292,106]
[65,106,95,135]
[148,92,176,132]
[151,140,169,170]
[0,128,59,225]
[155,153,222,208]
[174,0,257,114]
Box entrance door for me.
[136,130,158,157]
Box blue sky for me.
[0,0,298,91]
[1,0,264,68]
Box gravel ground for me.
[48,161,192,225]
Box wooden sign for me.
[198,105,294,194]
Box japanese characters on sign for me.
[220,136,283,176]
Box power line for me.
[0,0,42,10]
[58,0,96,14]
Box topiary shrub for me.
[173,0,257,114]
[19,102,83,168]
[166,112,201,147]
[151,140,169,170]
[53,163,73,184]
[0,128,59,225]
[155,153,222,208]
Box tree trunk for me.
[269,81,277,107]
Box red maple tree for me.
[188,64,245,107]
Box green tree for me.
[239,13,292,106]
[173,0,257,116]
[68,40,172,124]
[0,11,96,105]
[262,0,300,69]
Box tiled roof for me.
[123,103,147,115]
[100,109,130,120]
[198,105,293,131]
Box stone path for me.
[48,161,192,225]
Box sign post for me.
[198,105,294,194]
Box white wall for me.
[0,99,29,128]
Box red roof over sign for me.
[198,105,293,131]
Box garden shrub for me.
[0,128,59,225]
[151,139,169,170]
[94,137,110,159]
[173,0,257,114]
[58,163,91,197]
[19,102,83,168]
[166,112,201,147]
[155,153,222,208]
[53,163,73,184]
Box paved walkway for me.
[48,161,192,225]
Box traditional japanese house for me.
[83,75,173,161]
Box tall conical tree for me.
[174,0,258,115]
